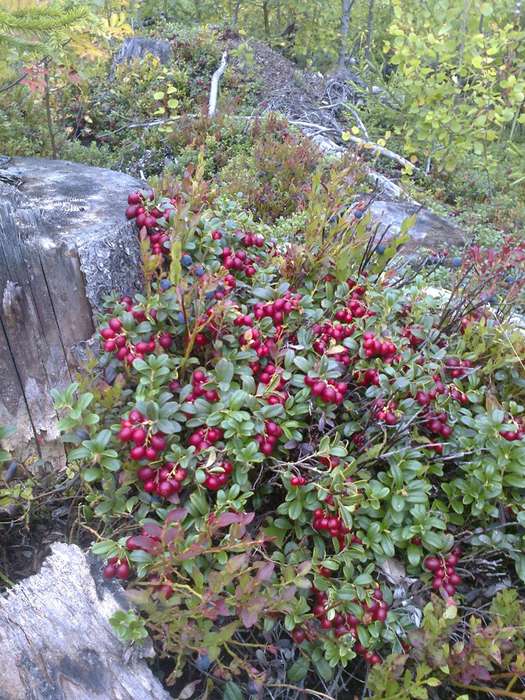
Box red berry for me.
[130,445,146,461]
[115,562,130,580]
[137,466,154,481]
[103,563,116,579]
[292,628,305,644]
[424,556,441,572]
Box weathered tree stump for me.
[0,542,171,700]
[110,37,173,78]
[0,157,143,470]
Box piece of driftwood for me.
[0,157,143,470]
[0,542,171,700]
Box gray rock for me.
[368,198,465,251]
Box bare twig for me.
[208,50,228,118]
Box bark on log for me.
[0,157,144,470]
[0,542,171,700]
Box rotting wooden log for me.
[0,157,144,470]
[0,542,171,700]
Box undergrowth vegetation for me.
[2,2,525,698]
[46,150,525,698]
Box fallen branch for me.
[342,133,418,171]
[289,119,419,171]
[343,104,370,140]
[208,50,228,118]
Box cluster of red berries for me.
[304,376,348,405]
[118,410,168,462]
[137,462,187,498]
[253,293,301,326]
[203,460,233,491]
[402,326,424,349]
[312,322,354,363]
[99,313,173,363]
[125,190,154,221]
[303,587,386,664]
[362,332,398,361]
[424,548,462,596]
[241,330,276,360]
[103,557,131,580]
[126,191,173,256]
[266,391,288,406]
[354,368,381,387]
[373,398,399,426]
[221,247,257,277]
[252,362,287,389]
[421,408,453,439]
[240,232,265,248]
[255,420,284,456]
[312,508,349,540]
[445,357,473,379]
[234,313,254,328]
[187,370,219,403]
[188,426,224,452]
[290,474,307,486]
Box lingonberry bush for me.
[53,157,525,696]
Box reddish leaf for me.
[142,523,163,539]
[226,553,250,574]
[180,543,206,560]
[166,507,188,524]
[240,606,258,628]
[127,535,162,554]
[256,561,275,582]
[216,511,255,528]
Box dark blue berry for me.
[195,266,205,277]
[451,256,462,268]
[181,254,193,267]
[160,279,171,290]
[195,653,211,672]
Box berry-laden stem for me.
[452,681,525,699]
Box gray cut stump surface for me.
[0,542,171,700]
[110,37,173,77]
[0,157,143,469]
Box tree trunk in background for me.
[365,0,375,62]
[262,0,270,38]
[338,0,354,70]
[231,0,241,27]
